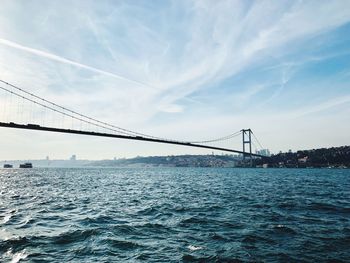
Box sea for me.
[0,167,349,262]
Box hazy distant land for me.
[1,146,349,169]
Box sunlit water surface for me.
[1,168,349,262]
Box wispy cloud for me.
[290,95,350,118]
[0,37,154,90]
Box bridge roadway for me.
[0,122,266,158]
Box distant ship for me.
[3,164,13,168]
[19,163,33,168]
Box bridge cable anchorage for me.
[0,79,253,145]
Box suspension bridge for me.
[0,79,268,163]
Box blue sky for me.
[0,0,349,160]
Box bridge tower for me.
[241,129,253,167]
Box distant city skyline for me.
[0,0,349,160]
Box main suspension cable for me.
[0,85,133,136]
[0,79,246,145]
[188,130,241,144]
[0,79,164,139]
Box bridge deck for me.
[0,122,266,158]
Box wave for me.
[1,214,12,224]
[272,224,297,235]
[0,209,17,225]
[209,233,227,241]
[307,202,350,214]
[187,245,203,251]
[9,250,28,263]
[180,216,210,225]
[241,233,275,245]
[182,254,242,262]
[53,229,100,245]
[80,215,124,226]
[104,238,144,250]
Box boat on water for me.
[3,164,13,168]
[19,163,33,168]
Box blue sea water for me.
[0,167,349,262]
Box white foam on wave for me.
[1,209,18,225]
[9,250,28,263]
[0,229,16,241]
[188,245,203,251]
[21,215,32,227]
[2,214,12,224]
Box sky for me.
[0,0,349,160]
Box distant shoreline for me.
[1,145,349,169]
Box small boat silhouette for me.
[19,163,33,168]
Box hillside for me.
[258,146,350,168]
[88,154,239,168]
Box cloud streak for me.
[291,95,350,118]
[0,37,155,90]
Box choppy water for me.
[0,168,350,262]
